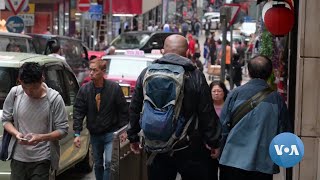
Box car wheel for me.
[75,144,94,173]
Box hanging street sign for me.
[89,4,102,21]
[5,0,29,15]
[78,0,90,12]
[6,15,24,33]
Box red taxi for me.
[83,51,159,102]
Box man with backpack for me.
[127,34,221,180]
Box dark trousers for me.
[10,159,51,180]
[147,143,218,180]
[220,165,273,180]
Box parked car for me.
[0,52,93,180]
[0,32,37,53]
[27,34,90,84]
[110,31,179,54]
[219,31,245,46]
[202,12,220,30]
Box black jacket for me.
[127,53,221,148]
[73,80,129,135]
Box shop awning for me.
[104,0,142,14]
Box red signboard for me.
[78,0,90,12]
[104,0,142,14]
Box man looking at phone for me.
[1,62,69,180]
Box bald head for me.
[163,35,188,57]
[248,55,273,80]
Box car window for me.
[63,70,79,105]
[111,33,151,49]
[105,58,152,77]
[147,34,164,49]
[60,39,82,60]
[44,65,69,105]
[31,36,49,54]
[0,36,31,53]
[0,67,18,109]
[28,39,37,54]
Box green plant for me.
[260,31,273,58]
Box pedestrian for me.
[73,58,129,180]
[208,80,229,180]
[210,80,229,118]
[1,62,69,180]
[230,53,243,87]
[187,34,195,59]
[181,21,189,37]
[219,55,292,180]
[48,43,66,61]
[209,33,217,65]
[127,34,221,180]
[203,38,211,67]
[95,36,107,51]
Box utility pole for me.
[220,6,231,82]
[107,0,113,44]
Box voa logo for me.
[269,133,304,168]
[274,145,300,156]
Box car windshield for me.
[105,58,152,77]
[0,67,18,109]
[0,36,33,53]
[111,33,151,49]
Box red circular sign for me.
[78,0,90,12]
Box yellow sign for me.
[121,86,130,97]
[20,3,35,14]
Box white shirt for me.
[48,54,66,61]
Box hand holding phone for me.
[19,137,29,141]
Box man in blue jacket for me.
[219,55,292,180]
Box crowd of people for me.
[1,31,290,180]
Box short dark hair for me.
[248,55,273,80]
[209,80,229,101]
[51,44,61,53]
[19,62,43,84]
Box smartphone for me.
[20,138,29,141]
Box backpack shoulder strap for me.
[230,87,273,129]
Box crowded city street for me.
[0,0,319,180]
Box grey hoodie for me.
[1,84,68,170]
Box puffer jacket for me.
[127,53,221,149]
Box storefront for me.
[0,0,76,36]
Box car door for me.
[58,68,90,172]
[43,63,75,170]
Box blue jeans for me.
[90,132,114,180]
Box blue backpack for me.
[140,63,193,155]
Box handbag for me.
[0,130,13,161]
[0,88,18,161]
[228,87,274,129]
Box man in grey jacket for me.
[1,62,68,180]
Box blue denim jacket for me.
[219,79,292,174]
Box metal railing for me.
[110,125,147,180]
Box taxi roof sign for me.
[124,50,144,56]
[151,49,161,54]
